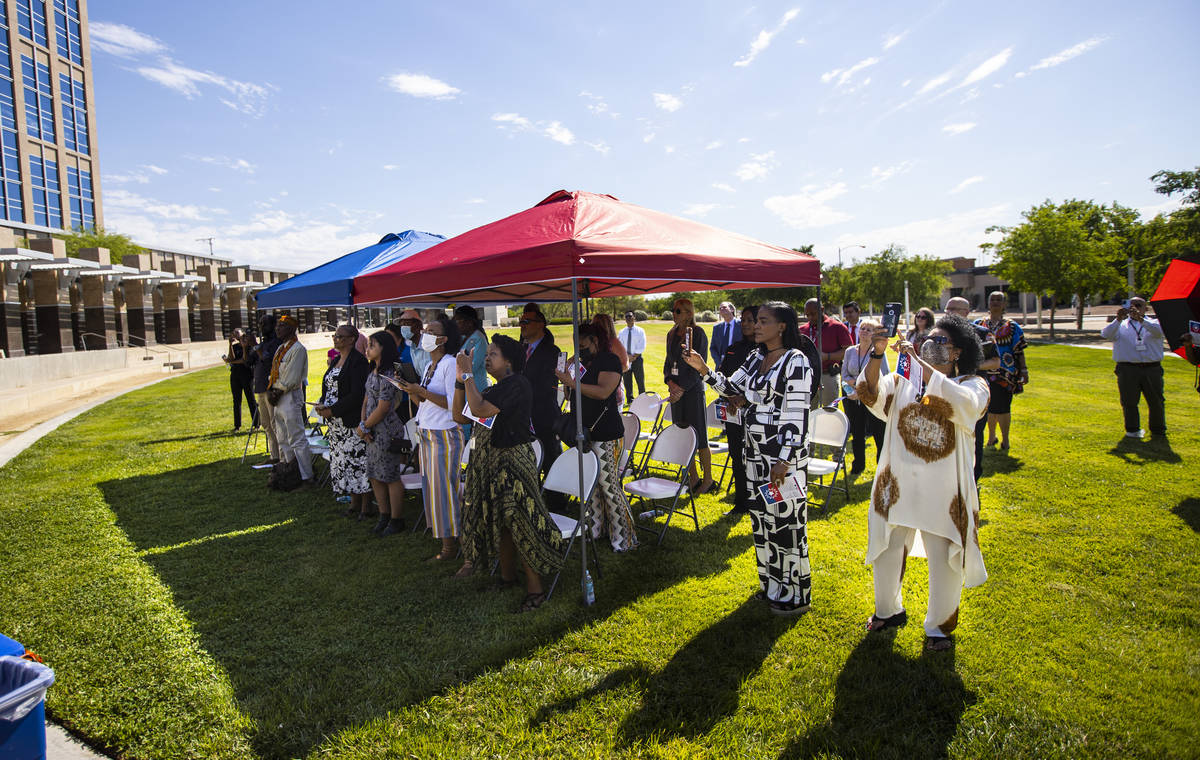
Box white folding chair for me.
[704,400,733,489]
[625,425,698,545]
[807,407,850,509]
[618,412,640,478]
[543,450,601,601]
[531,438,544,472]
[401,419,425,531]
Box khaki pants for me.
[255,391,279,459]
[273,387,313,481]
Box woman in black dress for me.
[719,305,759,516]
[664,298,715,493]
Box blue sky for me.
[91,1,1199,273]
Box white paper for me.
[758,473,807,505]
[461,402,495,429]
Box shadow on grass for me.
[981,449,1024,477]
[1172,498,1200,532]
[98,458,753,760]
[1107,435,1182,465]
[780,631,974,760]
[141,429,249,445]
[809,475,871,521]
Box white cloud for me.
[949,176,985,194]
[712,182,737,193]
[682,203,719,218]
[136,59,271,116]
[544,121,575,145]
[917,70,954,95]
[735,151,778,181]
[465,198,486,204]
[901,78,912,88]
[105,189,216,221]
[579,90,618,118]
[653,92,683,112]
[90,21,166,57]
[765,183,852,229]
[144,164,168,175]
[705,140,723,150]
[384,72,460,100]
[664,145,676,154]
[382,164,401,171]
[1028,36,1109,72]
[883,31,908,50]
[643,132,656,143]
[822,57,880,90]
[942,122,977,136]
[1137,198,1184,219]
[831,204,1011,258]
[961,48,1013,87]
[734,8,801,67]
[866,161,916,187]
[492,112,532,130]
[193,155,257,173]
[103,172,151,185]
[586,140,611,155]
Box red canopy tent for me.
[353,190,820,304]
[354,190,821,605]
[1149,258,1200,359]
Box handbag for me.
[555,405,607,449]
[266,387,284,406]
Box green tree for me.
[1057,199,1142,327]
[1133,166,1200,295]
[988,201,1121,337]
[853,245,952,314]
[53,227,145,265]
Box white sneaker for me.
[1125,429,1145,439]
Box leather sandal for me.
[865,611,908,632]
[517,591,548,613]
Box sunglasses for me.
[673,308,690,314]
[518,319,537,325]
[928,335,950,345]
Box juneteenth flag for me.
[897,352,923,389]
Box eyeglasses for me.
[928,335,950,345]
[673,308,689,315]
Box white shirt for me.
[272,340,308,392]
[414,355,459,430]
[617,325,646,356]
[1100,316,1165,363]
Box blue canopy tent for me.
[255,230,446,309]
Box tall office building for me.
[0,0,100,237]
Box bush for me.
[633,310,649,321]
[697,310,718,323]
[660,310,673,321]
[548,317,575,325]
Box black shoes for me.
[378,518,405,536]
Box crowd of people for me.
[219,292,1189,639]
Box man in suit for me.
[710,300,738,364]
[842,301,862,345]
[520,303,561,478]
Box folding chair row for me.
[625,424,698,545]
[807,406,850,509]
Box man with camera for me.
[1100,296,1166,439]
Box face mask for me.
[400,325,413,341]
[579,347,595,363]
[419,333,441,353]
[920,339,950,365]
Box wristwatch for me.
[460,372,471,382]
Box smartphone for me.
[882,303,902,338]
[556,351,567,373]
[684,326,692,353]
[393,361,419,384]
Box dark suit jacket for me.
[710,320,738,363]
[523,333,560,435]
[323,349,370,428]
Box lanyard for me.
[1130,320,1145,342]
[421,361,437,389]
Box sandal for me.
[453,562,475,579]
[425,551,454,563]
[924,635,954,652]
[517,591,547,613]
[865,611,908,632]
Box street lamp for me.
[837,243,865,268]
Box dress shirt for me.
[846,321,860,345]
[407,338,431,377]
[273,341,308,392]
[618,325,646,356]
[1100,316,1165,363]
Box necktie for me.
[526,343,534,360]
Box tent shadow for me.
[809,476,870,521]
[141,429,250,445]
[1172,497,1200,533]
[1107,435,1182,465]
[98,458,753,760]
[779,631,974,760]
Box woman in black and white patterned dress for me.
[684,301,814,616]
[314,325,370,515]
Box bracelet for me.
[454,381,466,391]
[870,352,885,359]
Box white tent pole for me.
[571,278,592,604]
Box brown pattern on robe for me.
[940,606,959,633]
[883,394,893,417]
[897,395,956,463]
[873,466,899,518]
[855,378,879,408]
[949,492,968,545]
[972,508,981,547]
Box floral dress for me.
[322,367,370,495]
[364,371,407,482]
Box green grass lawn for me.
[0,335,1197,759]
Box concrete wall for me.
[0,341,226,389]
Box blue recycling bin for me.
[0,634,54,760]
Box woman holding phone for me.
[664,297,715,493]
[683,301,815,616]
[357,330,408,535]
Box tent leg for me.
[571,278,592,606]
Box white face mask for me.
[400,325,413,341]
[419,332,441,353]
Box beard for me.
[920,340,950,365]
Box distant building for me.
[939,257,1036,314]
[0,0,101,241]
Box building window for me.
[58,72,87,154]
[53,0,82,65]
[21,56,55,142]
[66,162,92,229]
[0,10,21,223]
[16,0,48,48]
[29,154,62,228]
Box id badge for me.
[1135,340,1149,353]
[670,364,680,376]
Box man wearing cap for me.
[1100,296,1167,439]
[618,310,647,400]
[269,315,315,488]
[520,303,561,477]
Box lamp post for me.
[837,243,865,268]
